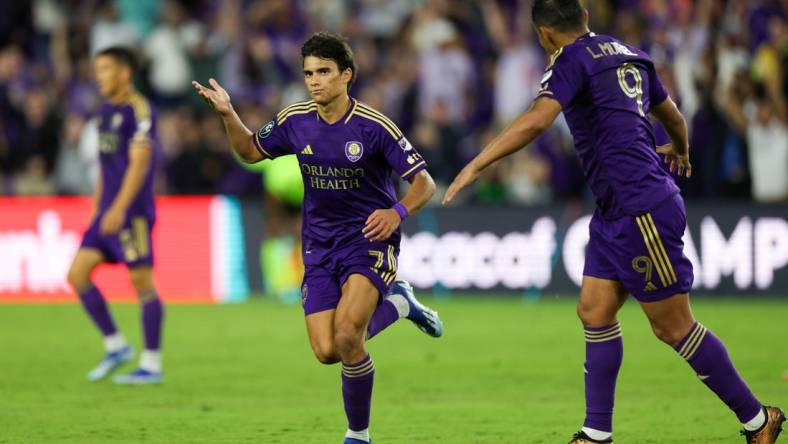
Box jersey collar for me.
[316,97,356,126]
[575,31,596,43]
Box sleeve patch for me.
[541,70,553,84]
[137,118,151,133]
[258,120,275,139]
[132,117,152,143]
[397,137,413,152]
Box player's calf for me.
[672,321,766,434]
[76,283,120,337]
[113,278,165,385]
[335,321,375,443]
[341,354,375,443]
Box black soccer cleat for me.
[568,431,613,444]
[741,406,786,444]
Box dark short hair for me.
[532,0,585,32]
[301,32,356,91]
[95,46,137,73]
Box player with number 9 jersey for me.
[536,32,678,220]
[533,31,694,303]
[443,1,783,442]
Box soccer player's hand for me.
[442,165,480,204]
[192,78,232,116]
[100,205,125,235]
[363,209,400,242]
[656,144,692,178]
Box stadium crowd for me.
[0,0,786,204]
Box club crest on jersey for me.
[258,120,275,139]
[345,141,363,162]
[111,113,123,129]
[398,137,413,152]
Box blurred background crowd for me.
[0,0,786,205]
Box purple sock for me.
[583,322,623,433]
[366,300,399,340]
[140,292,164,350]
[342,354,375,432]
[78,284,117,336]
[675,322,762,423]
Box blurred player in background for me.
[443,1,785,443]
[67,47,164,385]
[194,32,443,444]
[237,154,305,303]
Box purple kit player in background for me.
[66,47,164,385]
[444,1,784,443]
[193,32,444,444]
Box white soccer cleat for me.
[86,345,134,382]
[389,280,444,338]
[112,367,163,385]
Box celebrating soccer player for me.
[193,32,443,444]
[67,47,164,384]
[443,1,784,443]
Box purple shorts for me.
[584,193,694,302]
[301,241,398,316]
[80,214,155,268]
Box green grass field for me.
[1,296,786,443]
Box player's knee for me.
[577,300,606,326]
[136,289,160,304]
[577,301,614,326]
[333,324,365,355]
[309,336,339,364]
[67,266,89,293]
[650,323,683,346]
[129,272,154,295]
[313,347,340,365]
[576,301,592,323]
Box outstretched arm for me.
[192,78,262,163]
[442,97,562,204]
[363,170,436,242]
[651,97,692,178]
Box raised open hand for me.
[192,78,232,116]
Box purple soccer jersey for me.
[536,33,693,300]
[536,32,679,219]
[254,98,426,265]
[80,92,158,266]
[96,92,158,220]
[254,98,424,314]
[547,36,763,437]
